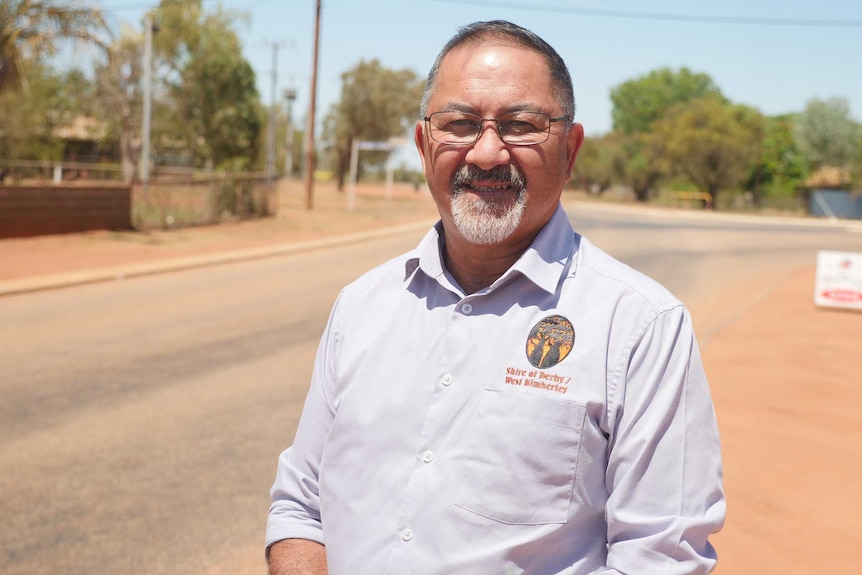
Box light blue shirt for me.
[268,204,725,575]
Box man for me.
[267,20,724,575]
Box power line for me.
[99,0,222,13]
[430,0,862,28]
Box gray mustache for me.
[452,165,526,191]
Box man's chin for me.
[455,188,520,214]
[450,192,525,245]
[459,184,517,197]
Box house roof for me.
[53,116,107,141]
[804,165,852,189]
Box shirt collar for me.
[404,204,575,295]
[507,204,575,294]
[404,221,446,282]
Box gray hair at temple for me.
[420,20,576,121]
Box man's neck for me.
[442,231,537,295]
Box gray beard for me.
[449,165,527,245]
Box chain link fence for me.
[133,175,275,230]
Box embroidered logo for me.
[526,315,575,369]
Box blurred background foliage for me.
[1,0,860,212]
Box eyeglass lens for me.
[428,111,553,145]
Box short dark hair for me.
[420,20,575,120]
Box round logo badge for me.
[526,315,575,369]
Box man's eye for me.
[447,119,479,128]
[502,120,539,133]
[443,118,480,133]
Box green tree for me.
[0,0,106,93]
[745,114,808,201]
[794,97,859,170]
[610,67,724,135]
[653,98,764,206]
[607,67,726,202]
[0,63,65,161]
[618,131,667,202]
[324,59,424,190]
[571,131,624,194]
[152,0,261,170]
[0,62,112,172]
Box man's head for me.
[415,21,584,248]
[420,21,575,121]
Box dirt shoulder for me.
[704,265,862,574]
[0,180,440,282]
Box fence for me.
[0,184,131,238]
[809,189,862,220]
[0,159,211,184]
[0,160,276,235]
[133,175,275,230]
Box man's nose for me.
[465,123,511,170]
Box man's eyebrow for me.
[504,104,543,114]
[436,103,545,114]
[439,103,475,113]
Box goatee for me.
[449,165,527,245]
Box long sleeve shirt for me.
[267,204,725,574]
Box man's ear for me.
[414,120,428,174]
[565,123,585,179]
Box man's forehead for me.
[431,42,553,105]
[433,43,551,94]
[440,39,543,68]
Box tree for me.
[653,98,764,206]
[151,0,261,170]
[324,59,424,190]
[610,67,724,135]
[0,0,106,94]
[0,63,65,161]
[93,25,143,182]
[854,130,862,189]
[745,114,808,201]
[794,97,859,170]
[0,60,114,170]
[572,131,625,194]
[607,67,726,202]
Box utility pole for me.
[284,88,297,178]
[266,43,280,184]
[140,14,157,185]
[304,0,321,210]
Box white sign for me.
[814,250,862,310]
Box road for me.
[2,204,861,574]
[570,205,862,344]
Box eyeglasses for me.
[424,110,570,146]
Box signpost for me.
[347,139,405,211]
[814,250,862,311]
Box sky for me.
[95,0,862,166]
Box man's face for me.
[415,41,584,247]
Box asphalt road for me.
[570,205,862,344]
[2,205,861,575]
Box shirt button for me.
[422,450,434,463]
[441,374,453,386]
[401,528,414,541]
[461,302,473,315]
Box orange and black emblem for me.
[526,315,575,369]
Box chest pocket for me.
[455,388,587,525]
